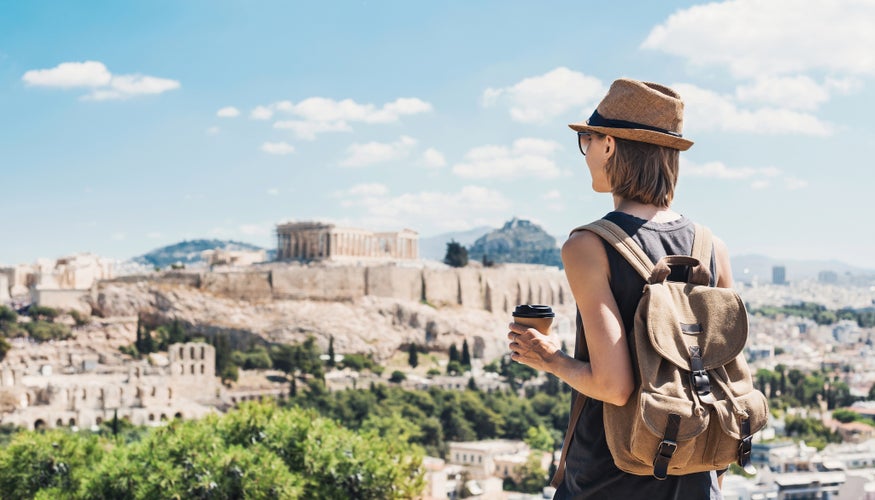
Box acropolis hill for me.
[92,260,576,363]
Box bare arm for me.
[508,230,634,406]
[713,236,733,288]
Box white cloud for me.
[147,232,163,239]
[250,106,273,120]
[274,120,352,141]
[734,76,830,111]
[422,148,447,168]
[673,83,833,136]
[22,61,111,87]
[340,136,417,167]
[340,185,512,233]
[206,126,221,135]
[482,67,605,124]
[257,96,432,140]
[452,138,563,179]
[111,232,126,241]
[682,158,804,191]
[642,0,875,78]
[261,141,296,155]
[22,61,180,100]
[543,189,561,200]
[267,188,280,196]
[239,224,270,236]
[342,183,390,197]
[217,106,240,118]
[85,75,180,101]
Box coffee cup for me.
[512,304,555,335]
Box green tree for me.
[448,344,459,364]
[515,452,549,494]
[0,336,10,363]
[443,240,468,268]
[327,336,336,368]
[28,305,59,322]
[461,339,471,368]
[524,424,555,452]
[390,370,406,384]
[408,343,419,369]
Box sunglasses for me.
[578,132,597,156]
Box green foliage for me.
[339,352,377,373]
[514,452,549,494]
[525,424,555,452]
[69,310,90,327]
[0,402,425,500]
[0,336,10,363]
[408,343,419,368]
[443,240,468,268]
[446,360,463,375]
[784,415,842,449]
[389,370,406,383]
[0,305,18,323]
[231,345,273,370]
[751,302,875,328]
[24,321,72,342]
[327,336,335,368]
[0,429,103,499]
[28,305,59,322]
[448,344,459,363]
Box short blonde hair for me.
[604,137,680,208]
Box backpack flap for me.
[644,281,749,371]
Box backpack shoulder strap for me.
[691,223,714,268]
[570,219,654,281]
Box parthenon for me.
[276,222,418,261]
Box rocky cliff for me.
[468,218,563,268]
[91,262,575,363]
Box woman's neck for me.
[612,196,681,223]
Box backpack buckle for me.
[652,439,677,480]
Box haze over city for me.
[1,0,874,268]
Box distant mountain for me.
[731,254,875,283]
[132,239,271,269]
[419,226,494,261]
[468,218,562,268]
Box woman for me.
[507,78,731,499]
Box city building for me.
[275,221,418,262]
[819,271,840,284]
[0,342,218,430]
[773,266,787,285]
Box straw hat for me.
[569,78,693,151]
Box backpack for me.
[551,219,768,486]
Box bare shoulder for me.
[561,229,609,275]
[712,235,734,288]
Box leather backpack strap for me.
[551,392,586,488]
[570,219,654,282]
[690,223,714,269]
[551,309,588,489]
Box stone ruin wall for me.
[0,342,219,431]
[194,264,572,313]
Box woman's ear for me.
[604,135,616,159]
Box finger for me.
[508,322,529,334]
[506,331,518,341]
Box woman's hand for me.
[506,322,563,373]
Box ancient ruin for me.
[276,222,418,261]
[0,341,218,430]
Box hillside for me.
[419,226,494,261]
[468,218,562,268]
[132,239,271,269]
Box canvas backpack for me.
[551,219,769,486]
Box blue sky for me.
[2,0,874,268]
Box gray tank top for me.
[553,211,721,500]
